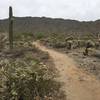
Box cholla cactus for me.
[77,40,81,48]
[95,42,100,49]
[9,6,13,49]
[84,40,95,56]
[66,40,73,50]
[65,37,73,42]
[86,40,94,48]
[65,37,73,50]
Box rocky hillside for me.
[0,17,100,37]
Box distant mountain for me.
[0,17,100,37]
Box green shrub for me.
[35,32,45,39]
[14,32,33,42]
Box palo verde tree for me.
[9,6,13,49]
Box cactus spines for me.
[9,6,13,49]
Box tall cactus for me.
[9,6,13,49]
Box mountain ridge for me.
[0,17,100,37]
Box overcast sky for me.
[0,0,100,21]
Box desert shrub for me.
[0,45,65,100]
[34,32,45,39]
[73,40,94,49]
[0,33,7,50]
[14,32,33,40]
[53,41,66,48]
[0,58,64,100]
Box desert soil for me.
[33,41,100,100]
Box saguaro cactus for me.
[9,6,13,49]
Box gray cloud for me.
[0,0,100,21]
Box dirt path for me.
[33,41,100,100]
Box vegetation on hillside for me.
[0,17,100,38]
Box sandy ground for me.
[33,41,100,100]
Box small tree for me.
[9,6,13,49]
